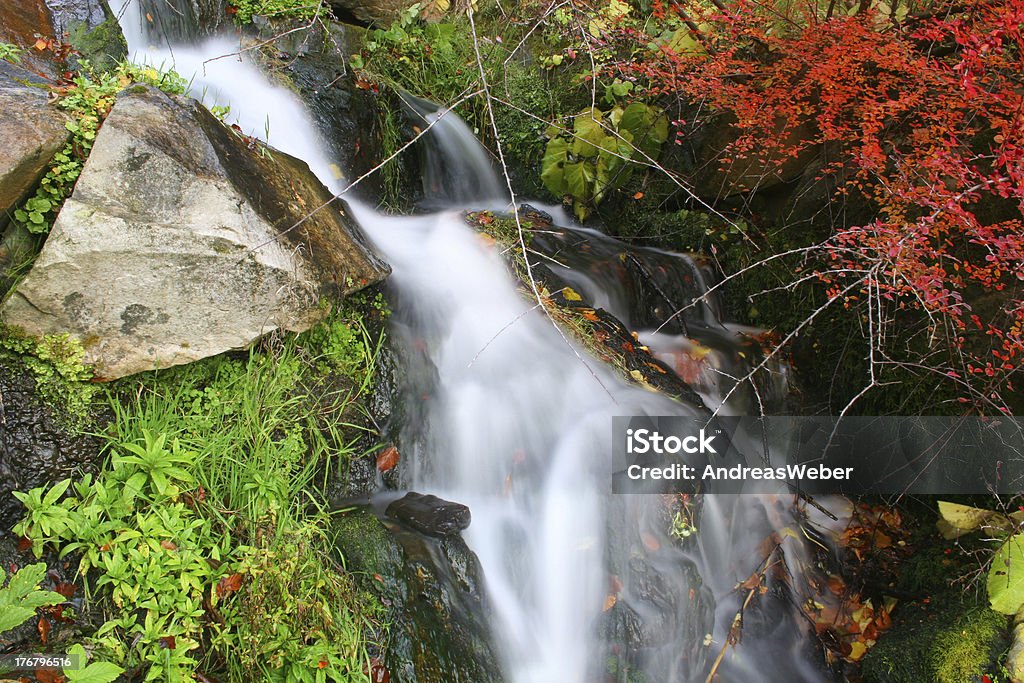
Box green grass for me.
[14,306,386,682]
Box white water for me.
[113,0,342,193]
[350,204,700,680]
[111,4,834,680]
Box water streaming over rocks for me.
[113,4,836,680]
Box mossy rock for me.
[331,506,503,683]
[66,14,127,71]
[861,592,1009,683]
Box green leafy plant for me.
[228,0,327,24]
[541,103,668,221]
[0,563,64,634]
[14,310,384,682]
[0,42,21,64]
[64,644,124,683]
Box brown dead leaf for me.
[376,445,400,472]
[216,573,244,598]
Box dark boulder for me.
[44,0,127,71]
[332,505,503,683]
[386,492,470,537]
[254,19,418,207]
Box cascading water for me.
[112,4,839,680]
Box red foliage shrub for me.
[607,0,1024,411]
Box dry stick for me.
[464,2,616,401]
[704,546,783,683]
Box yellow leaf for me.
[688,344,712,360]
[563,287,582,301]
[629,370,645,382]
[937,500,1001,539]
[847,641,868,661]
[603,594,617,612]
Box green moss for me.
[229,0,327,24]
[67,17,127,72]
[0,327,99,430]
[862,593,1009,683]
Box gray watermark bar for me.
[0,652,81,673]
[612,416,1024,495]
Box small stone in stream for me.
[518,203,553,226]
[386,492,471,537]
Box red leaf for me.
[34,668,64,683]
[216,573,244,597]
[17,536,32,552]
[38,615,51,644]
[376,445,400,472]
[55,581,77,599]
[158,635,176,650]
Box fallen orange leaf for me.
[376,445,400,472]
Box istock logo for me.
[626,428,717,455]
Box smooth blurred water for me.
[113,0,342,192]
[111,3,834,679]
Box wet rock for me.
[0,0,60,77]
[45,0,126,70]
[0,360,104,531]
[525,221,724,335]
[0,62,70,232]
[259,20,416,206]
[332,506,503,683]
[602,496,714,682]
[328,0,445,26]
[1,86,390,380]
[386,492,471,537]
[133,0,230,43]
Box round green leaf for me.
[988,533,1024,614]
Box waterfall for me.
[110,4,834,681]
[112,0,342,193]
[398,92,508,206]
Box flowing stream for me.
[112,5,834,680]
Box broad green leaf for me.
[0,606,35,633]
[563,161,589,201]
[42,478,73,506]
[989,533,1024,614]
[65,644,124,683]
[540,138,569,196]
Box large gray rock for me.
[1,86,390,380]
